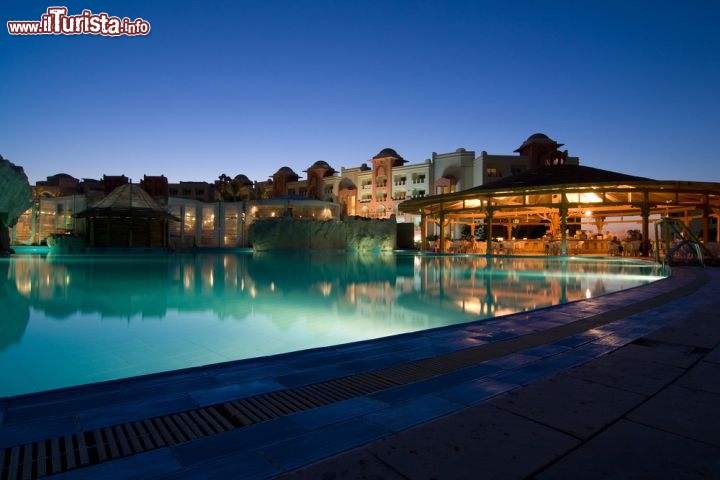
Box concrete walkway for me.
[1,266,718,479]
[280,267,720,480]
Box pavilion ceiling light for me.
[565,192,602,203]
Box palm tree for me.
[215,173,231,201]
[226,178,244,201]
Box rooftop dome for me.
[232,174,253,185]
[308,160,331,170]
[273,166,299,178]
[528,133,551,141]
[373,148,403,160]
[515,133,564,152]
[306,160,336,176]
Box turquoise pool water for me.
[0,251,665,397]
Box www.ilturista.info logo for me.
[7,7,151,36]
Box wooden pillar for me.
[485,207,494,256]
[641,199,651,257]
[439,209,446,253]
[559,196,568,256]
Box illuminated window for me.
[486,167,500,177]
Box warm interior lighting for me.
[565,192,602,203]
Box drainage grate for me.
[0,372,400,479]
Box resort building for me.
[340,148,415,219]
[168,181,216,203]
[9,133,719,257]
[399,136,720,260]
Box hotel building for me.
[9,134,610,248]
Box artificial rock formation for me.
[0,155,33,255]
[250,216,397,251]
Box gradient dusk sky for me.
[2,1,719,185]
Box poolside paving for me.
[1,266,719,479]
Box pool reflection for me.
[1,252,665,396]
[5,252,662,329]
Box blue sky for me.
[2,0,719,185]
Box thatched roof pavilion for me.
[399,162,720,256]
[76,184,179,248]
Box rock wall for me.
[250,217,397,251]
[47,234,87,253]
[0,155,33,254]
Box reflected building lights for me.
[318,282,333,297]
[6,254,663,331]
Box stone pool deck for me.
[1,266,719,479]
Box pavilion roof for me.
[75,184,179,220]
[466,164,655,193]
[398,164,720,218]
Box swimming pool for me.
[0,251,666,397]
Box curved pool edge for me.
[0,266,713,479]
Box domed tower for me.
[373,148,406,167]
[514,133,567,169]
[304,160,336,200]
[271,167,299,197]
[368,148,405,217]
